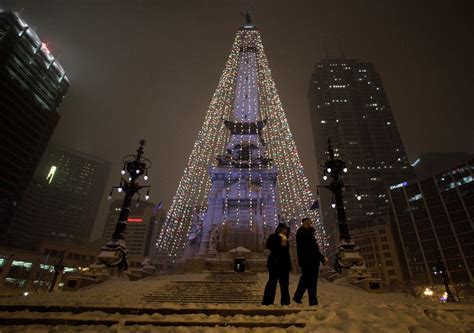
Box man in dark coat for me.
[293,218,327,306]
[262,223,292,305]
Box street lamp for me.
[433,260,458,302]
[317,139,352,242]
[97,139,152,272]
[317,139,366,275]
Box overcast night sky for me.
[3,0,473,239]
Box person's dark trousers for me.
[262,269,291,305]
[293,266,320,305]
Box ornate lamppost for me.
[433,259,459,302]
[317,139,365,274]
[97,139,152,272]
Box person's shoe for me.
[292,297,302,304]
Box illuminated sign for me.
[46,166,57,184]
[127,218,143,223]
[390,181,408,190]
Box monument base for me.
[177,251,268,274]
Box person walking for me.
[262,223,292,305]
[293,217,327,306]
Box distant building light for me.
[423,288,433,296]
[46,165,57,184]
[408,193,422,202]
[127,218,143,223]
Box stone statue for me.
[241,10,252,24]
[209,226,219,252]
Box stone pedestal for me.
[334,240,383,293]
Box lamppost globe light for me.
[343,167,348,173]
[117,187,122,193]
[323,175,328,180]
[144,175,148,180]
[107,195,112,200]
[331,203,336,208]
[327,167,332,173]
[121,170,125,175]
[357,195,362,201]
[135,169,140,174]
[145,195,150,200]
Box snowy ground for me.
[0,273,473,332]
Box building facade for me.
[349,215,405,288]
[388,155,474,286]
[103,200,165,257]
[308,58,415,251]
[0,240,145,291]
[0,11,69,242]
[6,144,111,250]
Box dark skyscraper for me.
[5,144,111,249]
[0,11,69,239]
[309,59,415,249]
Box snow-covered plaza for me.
[1,272,473,332]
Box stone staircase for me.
[0,304,307,329]
[143,271,262,304]
[0,272,315,330]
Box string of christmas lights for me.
[156,28,328,261]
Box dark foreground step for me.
[0,316,305,328]
[0,304,303,316]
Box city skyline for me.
[2,0,472,240]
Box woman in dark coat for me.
[262,223,292,305]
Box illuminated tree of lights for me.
[156,27,327,261]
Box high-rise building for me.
[308,59,415,250]
[103,200,165,257]
[0,11,69,241]
[5,144,111,250]
[388,155,473,286]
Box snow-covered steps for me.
[143,272,263,304]
[0,307,307,329]
[0,304,302,317]
[0,316,306,329]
